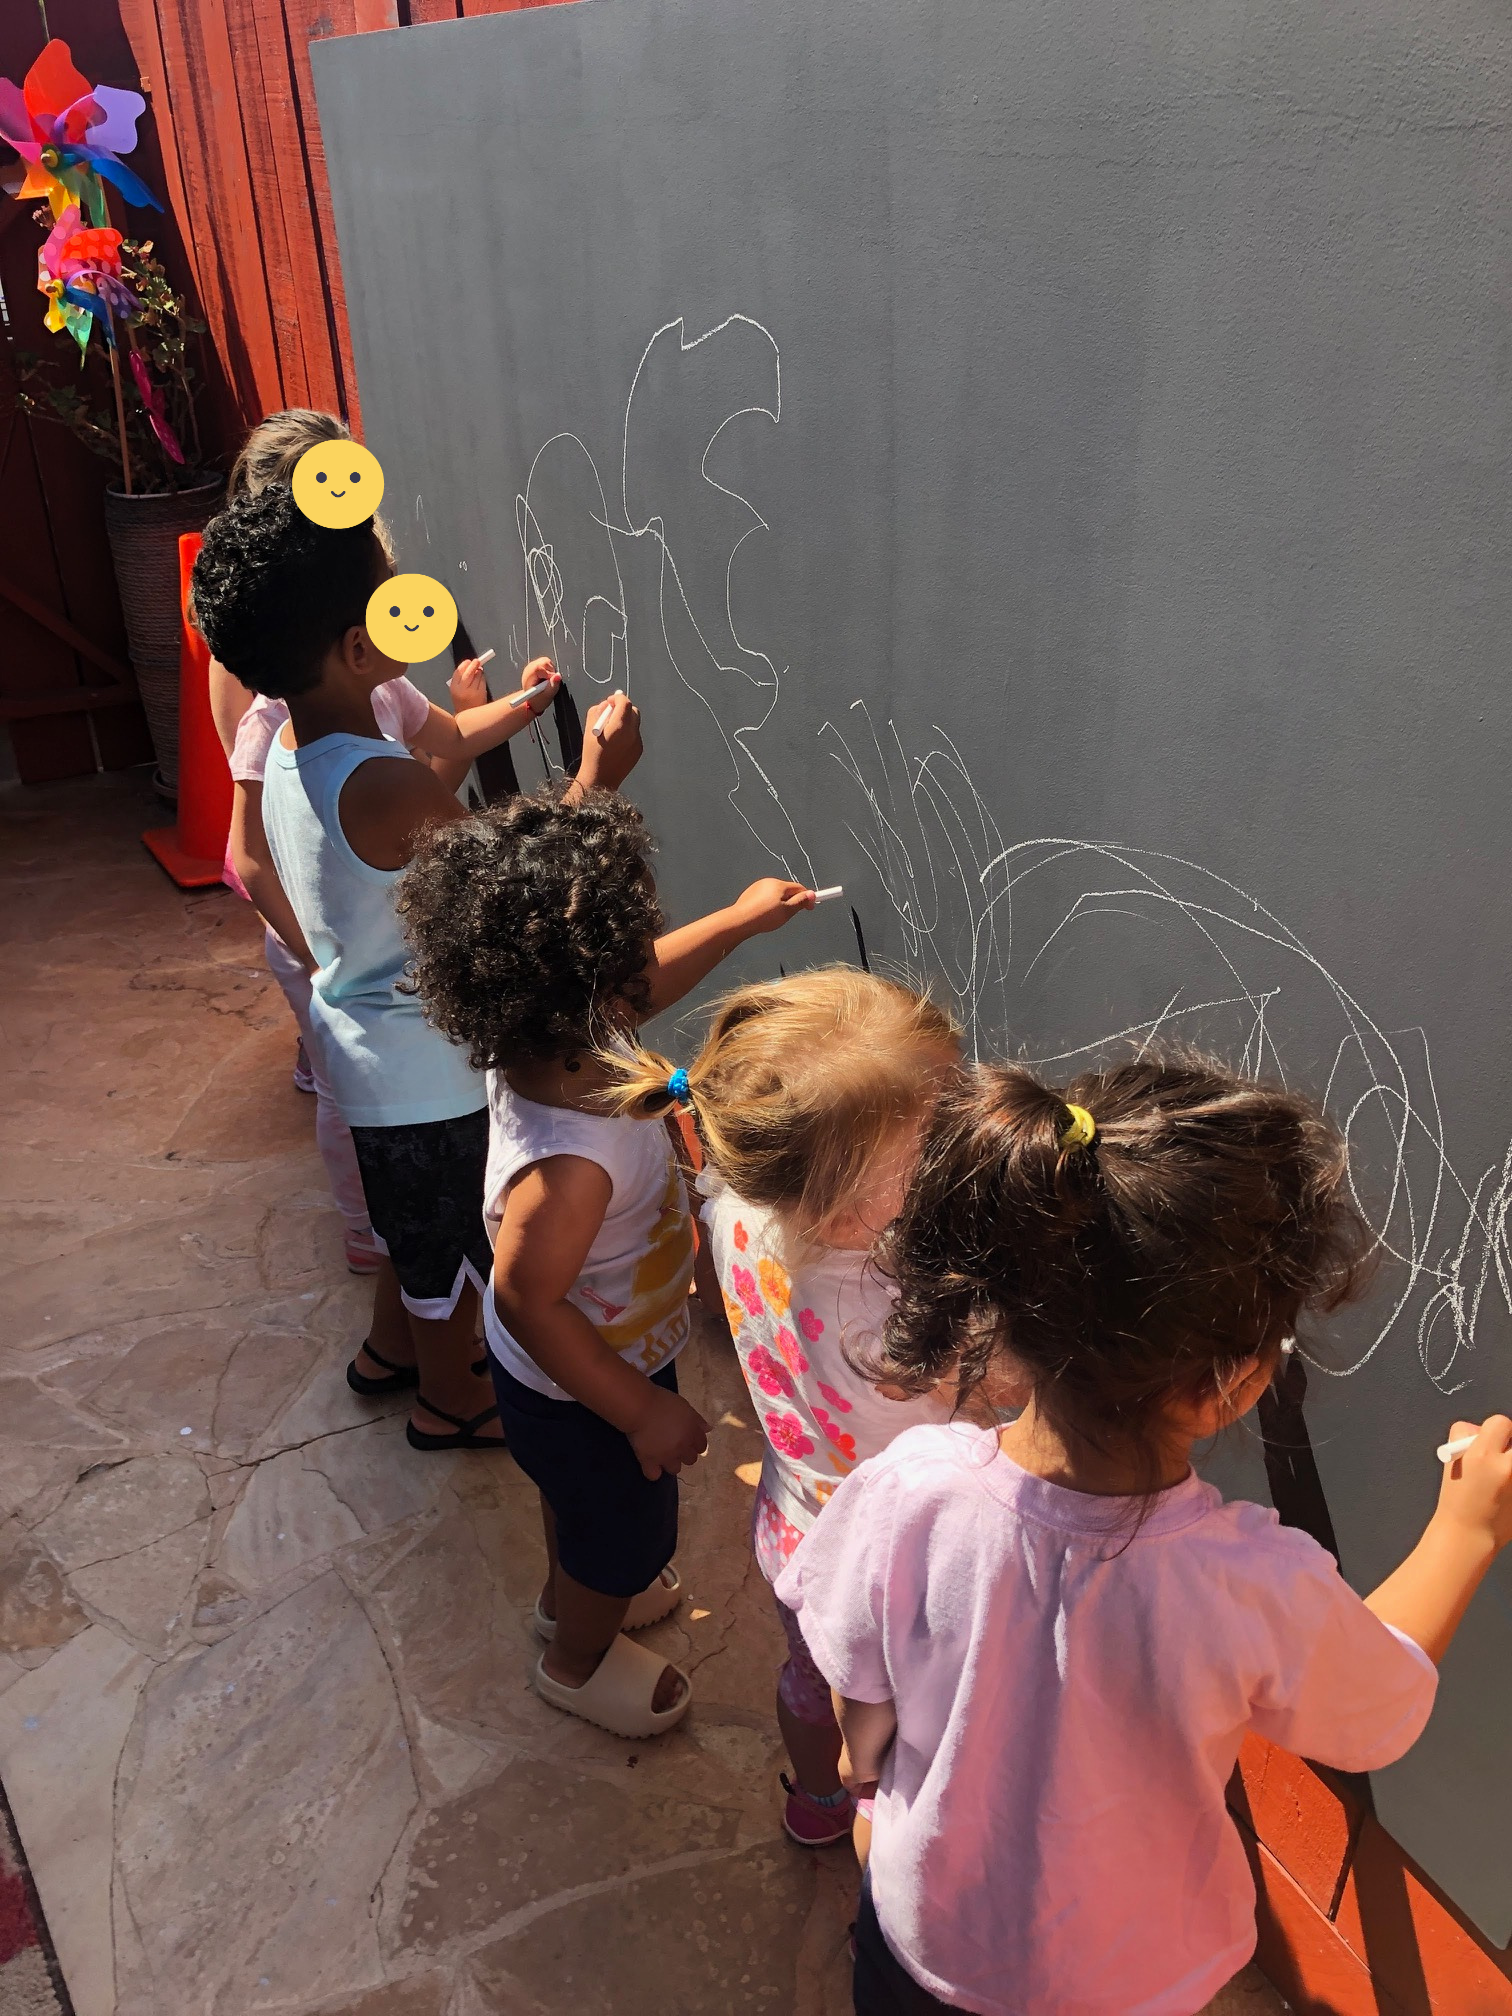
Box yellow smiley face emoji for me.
[291,441,385,528]
[365,574,459,662]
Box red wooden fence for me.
[1,0,573,785]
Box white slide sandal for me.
[532,1565,682,1643]
[533,1632,692,1739]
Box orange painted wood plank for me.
[248,0,353,414]
[1334,1820,1512,2016]
[115,0,209,317]
[1228,1737,1362,1918]
[150,0,285,422]
[411,0,464,19]
[223,0,313,408]
[1236,1823,1401,2016]
[280,0,371,427]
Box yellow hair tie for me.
[1060,1103,1097,1151]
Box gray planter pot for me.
[103,476,225,796]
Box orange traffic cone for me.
[141,532,232,888]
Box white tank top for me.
[260,730,485,1128]
[482,1075,695,1398]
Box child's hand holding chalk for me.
[508,656,560,710]
[729,879,817,936]
[578,692,643,791]
[811,884,844,905]
[1367,1416,1512,1665]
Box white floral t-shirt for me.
[700,1170,950,1578]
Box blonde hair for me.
[227,409,393,558]
[598,966,959,1236]
[227,409,349,498]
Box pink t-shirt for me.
[775,1423,1436,2016]
[227,678,431,783]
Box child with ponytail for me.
[599,968,960,1848]
[776,1052,1512,2015]
[398,789,815,1741]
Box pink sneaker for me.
[780,1774,853,1847]
[293,1041,316,1095]
[345,1226,382,1275]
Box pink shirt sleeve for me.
[228,698,285,783]
[373,676,432,747]
[1243,1535,1438,1772]
[774,1464,894,1703]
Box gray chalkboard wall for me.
[313,0,1512,1937]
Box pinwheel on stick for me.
[2,38,197,493]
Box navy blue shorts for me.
[853,1876,953,2014]
[349,1108,491,1317]
[489,1358,680,1598]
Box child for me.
[207,407,488,1272]
[397,791,816,1737]
[190,485,641,1451]
[777,1054,1512,2015]
[599,968,960,1845]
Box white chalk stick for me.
[1438,1433,1477,1463]
[812,885,844,904]
[477,648,496,668]
[509,677,558,708]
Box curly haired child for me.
[598,968,959,1845]
[398,792,815,1738]
[192,486,642,1454]
[777,1053,1512,2015]
[204,408,499,1274]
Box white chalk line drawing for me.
[820,709,1512,1397]
[514,311,1509,1396]
[515,315,815,882]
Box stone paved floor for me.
[0,773,1288,2016]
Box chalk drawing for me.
[820,709,1512,1396]
[515,315,814,880]
[515,309,1511,1398]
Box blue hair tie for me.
[667,1067,691,1106]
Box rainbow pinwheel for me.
[37,205,140,352]
[0,39,161,228]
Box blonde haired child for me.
[601,967,960,1845]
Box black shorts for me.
[853,1876,954,2014]
[489,1358,680,1598]
[348,1108,492,1317]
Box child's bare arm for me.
[643,879,815,1017]
[1366,1414,1512,1663]
[415,657,495,793]
[494,1155,709,1480]
[406,657,559,767]
[338,752,472,871]
[835,1692,898,1796]
[208,657,254,763]
[230,780,316,971]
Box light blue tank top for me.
[260,730,484,1128]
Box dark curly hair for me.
[876,1049,1374,1488]
[189,485,386,697]
[397,787,665,1068]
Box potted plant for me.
[0,37,224,796]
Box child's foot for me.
[780,1773,853,1847]
[344,1225,383,1275]
[542,1640,687,1717]
[293,1040,316,1094]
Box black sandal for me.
[347,1340,420,1397]
[406,1396,507,1452]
